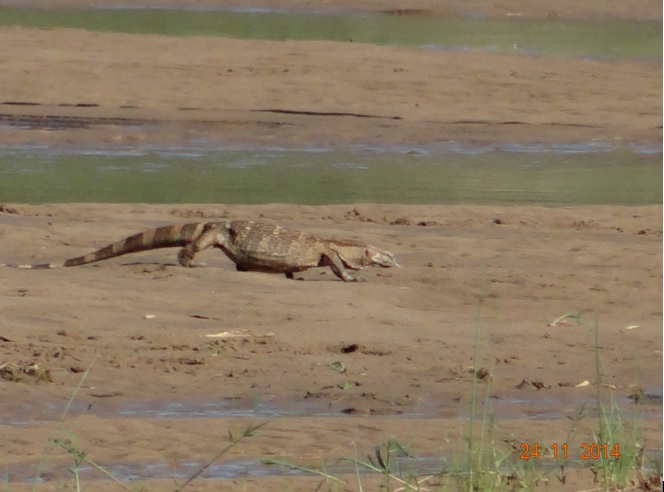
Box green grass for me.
[260,310,660,491]
[586,314,657,491]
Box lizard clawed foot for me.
[185,261,207,268]
[177,248,206,268]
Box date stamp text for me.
[519,443,620,460]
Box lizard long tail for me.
[12,222,208,269]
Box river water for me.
[0,144,660,205]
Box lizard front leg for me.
[320,253,365,282]
[178,225,228,267]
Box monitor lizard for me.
[5,220,399,282]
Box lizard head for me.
[365,246,400,269]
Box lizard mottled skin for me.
[8,220,399,282]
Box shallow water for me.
[0,145,660,206]
[0,455,576,484]
[4,390,661,426]
[15,452,651,484]
[1,7,661,59]
[10,447,663,484]
[3,388,660,483]
[5,395,661,483]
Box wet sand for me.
[0,23,661,150]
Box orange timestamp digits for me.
[579,443,621,460]
[519,443,620,460]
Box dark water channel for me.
[5,390,661,425]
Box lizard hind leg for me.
[177,226,226,268]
